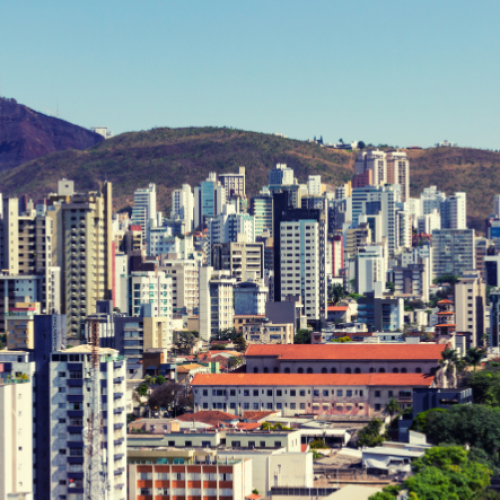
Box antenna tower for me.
[86,319,105,499]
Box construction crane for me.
[85,319,108,499]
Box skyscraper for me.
[386,151,410,202]
[131,183,157,238]
[171,184,194,232]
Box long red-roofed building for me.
[244,343,446,375]
[191,372,435,417]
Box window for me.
[157,472,169,480]
[253,403,259,410]
[285,368,291,373]
[323,390,328,396]
[244,403,250,409]
[276,390,282,397]
[313,390,319,397]
[229,403,236,409]
[346,390,353,397]
[253,390,259,396]
[369,368,375,373]
[345,368,351,374]
[375,404,381,411]
[231,441,241,447]
[388,390,393,397]
[298,368,304,374]
[139,472,152,480]
[416,367,422,373]
[290,403,296,409]
[243,390,250,397]
[374,390,381,397]
[274,441,282,447]
[290,390,296,397]
[300,390,306,397]
[203,402,208,409]
[168,441,175,446]
[203,389,208,396]
[267,390,272,396]
[230,389,236,396]
[253,367,259,373]
[378,368,386,373]
[401,368,407,373]
[276,403,282,409]
[306,368,313,373]
[331,368,337,373]
[321,367,327,373]
[392,368,399,373]
[263,367,269,373]
[185,441,192,447]
[337,389,343,397]
[300,403,306,409]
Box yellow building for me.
[6,302,41,350]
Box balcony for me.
[113,407,124,414]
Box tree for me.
[386,281,395,293]
[113,307,121,313]
[424,405,500,467]
[467,369,500,404]
[210,344,227,350]
[228,356,242,370]
[370,447,493,500]
[328,284,345,304]
[357,418,387,447]
[309,438,329,449]
[410,408,448,433]
[294,329,311,344]
[137,383,149,396]
[384,397,400,418]
[156,375,166,385]
[174,331,198,354]
[331,336,352,343]
[233,335,247,353]
[433,274,459,286]
[218,328,237,342]
[466,347,486,371]
[149,382,192,416]
[358,141,366,149]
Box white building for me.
[128,271,173,325]
[397,210,412,249]
[307,175,322,195]
[171,184,194,233]
[49,346,127,500]
[131,183,157,238]
[355,150,387,185]
[194,173,227,229]
[148,228,194,257]
[279,219,326,322]
[114,253,129,314]
[445,192,467,229]
[417,209,441,234]
[0,379,33,500]
[199,268,236,341]
[420,186,446,215]
[269,164,295,186]
[91,126,113,139]
[219,167,246,196]
[351,244,387,296]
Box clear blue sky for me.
[1,0,499,149]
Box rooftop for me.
[62,345,119,355]
[191,373,434,387]
[244,343,446,361]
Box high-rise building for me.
[420,186,446,215]
[441,192,467,229]
[48,345,127,499]
[397,210,412,249]
[132,183,157,238]
[350,245,388,296]
[128,270,173,321]
[0,375,33,499]
[219,167,246,196]
[6,301,40,350]
[194,173,226,229]
[269,163,294,186]
[211,238,264,281]
[432,229,475,279]
[199,268,236,340]
[273,193,327,327]
[417,209,441,234]
[332,235,344,277]
[50,182,114,337]
[355,150,387,185]
[171,184,194,233]
[307,175,322,195]
[250,193,273,237]
[386,151,410,202]
[234,280,268,316]
[485,254,500,288]
[454,271,486,346]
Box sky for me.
[1,0,499,149]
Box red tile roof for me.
[175,410,238,426]
[437,312,454,315]
[237,422,261,430]
[244,344,446,361]
[327,306,348,312]
[242,411,277,421]
[191,373,434,387]
[437,299,453,304]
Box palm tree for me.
[466,347,485,372]
[440,348,459,366]
[384,398,401,419]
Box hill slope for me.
[0,97,104,171]
[0,125,498,233]
[0,126,354,209]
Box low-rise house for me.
[243,321,294,344]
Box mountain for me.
[0,97,104,172]
[0,126,354,210]
[0,123,498,233]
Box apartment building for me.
[269,163,294,186]
[128,451,252,500]
[129,270,173,319]
[48,346,127,499]
[357,294,404,332]
[219,167,246,197]
[194,173,227,229]
[0,377,33,500]
[132,183,157,238]
[455,271,486,346]
[6,301,40,350]
[441,192,467,229]
[199,268,237,341]
[191,373,435,417]
[420,186,446,215]
[390,261,429,302]
[250,193,273,237]
[234,281,268,316]
[171,184,194,233]
[244,344,446,375]
[386,151,410,202]
[432,229,475,279]
[211,239,264,281]
[49,181,113,337]
[345,223,372,259]
[160,254,201,314]
[307,175,322,195]
[243,321,294,344]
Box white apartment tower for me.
[129,270,173,321]
[171,184,194,233]
[387,151,410,202]
[307,175,322,195]
[420,186,446,215]
[447,192,467,229]
[49,346,127,500]
[0,379,33,499]
[269,163,294,185]
[132,183,157,238]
